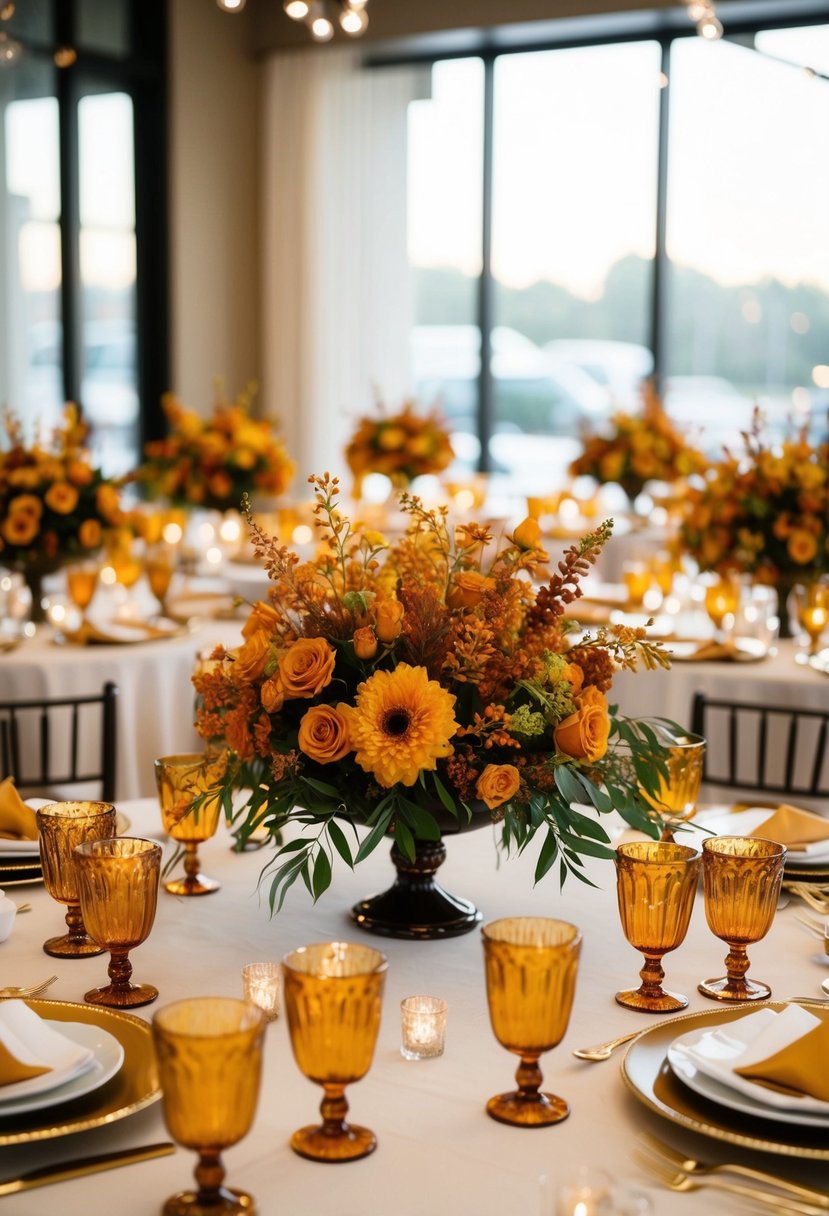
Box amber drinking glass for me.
[152,997,266,1216]
[699,836,786,1002]
[154,753,223,895]
[482,917,581,1127]
[615,841,701,1013]
[282,941,387,1162]
[636,720,706,841]
[145,542,176,617]
[703,574,739,639]
[65,558,100,620]
[794,580,829,655]
[74,836,162,1007]
[36,801,116,957]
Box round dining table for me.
[1,797,827,1215]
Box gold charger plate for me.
[622,1001,829,1161]
[0,998,160,1145]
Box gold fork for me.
[633,1148,827,1214]
[794,913,826,940]
[639,1134,829,1209]
[0,975,58,1000]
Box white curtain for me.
[260,47,424,482]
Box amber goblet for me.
[145,542,176,617]
[282,941,387,1162]
[615,841,701,1013]
[36,801,116,957]
[152,997,266,1216]
[482,917,581,1127]
[699,836,786,1002]
[636,719,705,841]
[65,558,100,621]
[74,836,161,1007]
[154,753,223,895]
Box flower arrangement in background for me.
[135,383,294,512]
[569,382,707,501]
[193,474,672,911]
[0,406,123,568]
[345,402,454,497]
[680,411,829,583]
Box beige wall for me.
[168,0,260,412]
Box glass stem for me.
[184,842,201,881]
[194,1149,226,1202]
[65,902,91,945]
[724,942,750,991]
[638,952,667,999]
[319,1083,350,1137]
[107,948,133,993]
[514,1054,543,1102]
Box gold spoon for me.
[572,1028,642,1061]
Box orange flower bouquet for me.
[193,475,673,928]
[569,383,707,502]
[345,402,454,497]
[136,384,294,512]
[0,407,124,617]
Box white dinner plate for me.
[0,839,40,857]
[691,807,829,866]
[0,1021,124,1116]
[667,1019,829,1129]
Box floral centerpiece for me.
[193,474,674,931]
[135,384,294,512]
[569,383,707,503]
[680,412,829,634]
[0,407,124,620]
[345,403,454,498]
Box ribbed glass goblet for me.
[152,997,266,1216]
[482,917,581,1127]
[36,800,116,957]
[154,753,223,895]
[636,720,705,841]
[74,836,161,1007]
[699,835,786,1001]
[615,841,701,1012]
[282,941,387,1162]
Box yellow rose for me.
[232,630,271,683]
[446,571,495,610]
[260,675,284,714]
[600,451,625,482]
[353,626,378,660]
[96,484,121,523]
[242,600,280,640]
[378,425,407,451]
[78,519,102,549]
[554,695,610,763]
[8,494,42,521]
[233,447,257,471]
[298,705,351,764]
[1,513,39,546]
[278,636,336,699]
[787,529,818,565]
[375,598,405,643]
[476,763,520,810]
[44,481,79,515]
[511,517,541,549]
[66,459,93,486]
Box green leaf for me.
[302,776,341,798]
[327,820,354,868]
[394,819,416,863]
[312,849,332,901]
[432,772,459,818]
[564,808,612,844]
[557,833,617,861]
[574,773,612,814]
[402,803,442,842]
[554,765,586,806]
[534,829,558,884]
[355,808,394,863]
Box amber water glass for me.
[74,836,161,1007]
[282,941,387,1162]
[66,559,100,619]
[482,917,581,1127]
[36,801,116,957]
[145,542,176,617]
[153,997,266,1216]
[636,721,705,841]
[794,580,829,655]
[615,841,701,1013]
[154,753,223,895]
[699,836,786,1002]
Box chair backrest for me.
[0,682,118,802]
[691,692,829,801]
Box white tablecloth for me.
[1,798,827,1214]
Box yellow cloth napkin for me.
[0,1041,50,1087]
[735,1020,829,1101]
[0,777,37,841]
[751,804,829,849]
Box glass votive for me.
[400,995,447,1060]
[242,962,281,1022]
[545,1166,653,1216]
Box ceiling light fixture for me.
[283,0,370,41]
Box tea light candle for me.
[241,962,281,1022]
[400,995,447,1060]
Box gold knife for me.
[0,1141,175,1196]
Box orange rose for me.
[787,529,818,565]
[66,459,93,486]
[564,662,584,695]
[446,571,495,610]
[278,637,336,699]
[242,600,280,640]
[511,517,541,549]
[1,513,39,546]
[96,484,121,522]
[476,763,520,810]
[8,494,42,521]
[298,705,351,764]
[78,519,102,549]
[554,693,610,763]
[44,481,79,514]
[260,675,284,714]
[353,626,378,660]
[232,630,271,683]
[374,598,404,643]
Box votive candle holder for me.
[400,995,447,1060]
[242,962,281,1022]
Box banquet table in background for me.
[2,799,828,1215]
[0,619,241,801]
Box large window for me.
[0,0,166,475]
[406,14,829,490]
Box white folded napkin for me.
[670,1005,829,1115]
[0,1000,94,1100]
